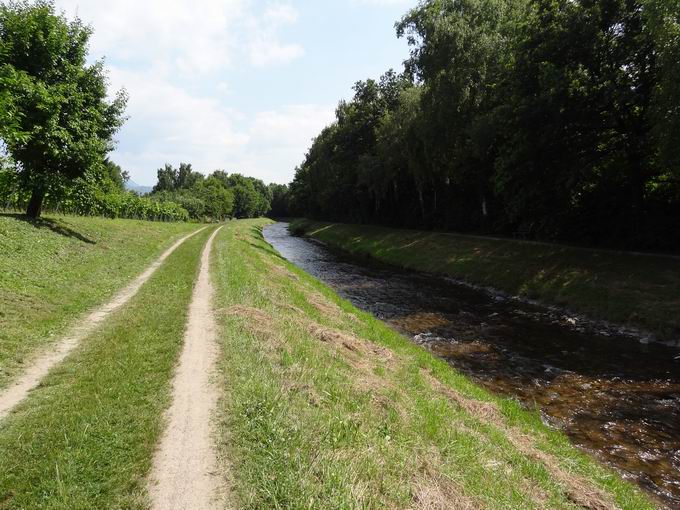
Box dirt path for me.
[0,227,207,421]
[148,226,227,510]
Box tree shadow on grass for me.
[1,213,96,245]
[248,224,286,260]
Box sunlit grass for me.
[291,219,680,340]
[213,219,655,509]
[0,213,199,389]
[0,226,214,509]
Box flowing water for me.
[264,222,680,509]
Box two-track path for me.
[148,226,228,510]
[1,224,229,508]
[0,226,207,421]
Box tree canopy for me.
[147,164,273,222]
[0,0,127,218]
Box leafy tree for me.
[288,0,680,250]
[194,175,234,221]
[0,0,127,218]
[152,162,203,193]
[646,0,680,174]
[268,183,291,217]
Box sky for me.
[53,0,416,186]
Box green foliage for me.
[0,162,190,222]
[222,173,270,218]
[147,164,272,222]
[0,0,128,217]
[268,183,291,217]
[0,214,198,389]
[290,0,680,250]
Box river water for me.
[264,222,680,508]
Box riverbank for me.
[290,219,680,343]
[213,219,654,509]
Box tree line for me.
[148,163,275,222]
[288,0,680,250]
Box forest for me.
[287,0,680,250]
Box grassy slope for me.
[213,219,654,509]
[0,225,215,509]
[291,219,680,340]
[0,213,199,389]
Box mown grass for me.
[213,219,655,509]
[0,213,200,389]
[291,219,680,341]
[0,225,215,509]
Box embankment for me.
[291,219,680,342]
[213,219,655,509]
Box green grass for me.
[291,219,680,341]
[0,213,200,389]
[0,225,215,509]
[213,219,655,509]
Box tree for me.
[647,0,680,175]
[0,0,127,218]
[195,176,234,221]
[268,183,290,217]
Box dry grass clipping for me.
[221,305,276,338]
[422,371,617,510]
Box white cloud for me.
[107,66,333,185]
[51,0,320,185]
[59,0,247,74]
[239,105,336,182]
[245,2,305,67]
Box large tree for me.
[0,0,127,218]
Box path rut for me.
[0,227,206,421]
[148,226,227,510]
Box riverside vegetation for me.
[291,219,680,342]
[0,215,657,508]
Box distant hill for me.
[125,181,153,195]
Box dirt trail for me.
[0,227,207,421]
[148,226,227,510]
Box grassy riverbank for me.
[291,219,680,341]
[0,225,214,508]
[213,219,654,509]
[0,213,199,389]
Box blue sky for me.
[54,0,415,185]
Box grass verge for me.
[213,219,655,509]
[290,219,680,341]
[0,225,214,509]
[0,213,200,389]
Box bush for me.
[0,168,190,222]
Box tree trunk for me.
[629,154,645,243]
[26,187,46,219]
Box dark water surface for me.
[264,222,680,509]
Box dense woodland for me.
[288,0,680,250]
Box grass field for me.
[0,213,200,389]
[291,219,680,341]
[212,219,654,509]
[0,216,659,508]
[0,225,215,509]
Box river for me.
[264,222,680,508]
